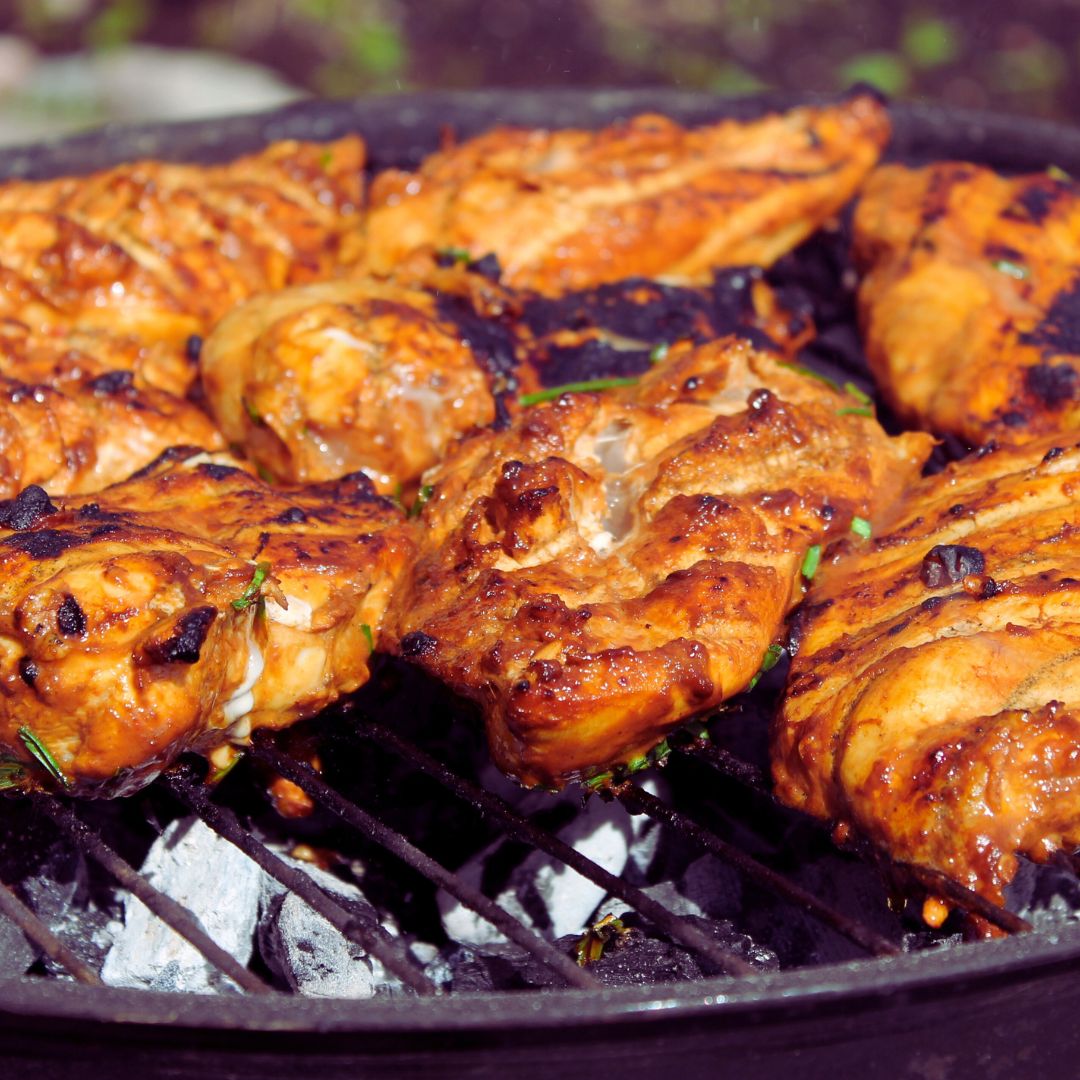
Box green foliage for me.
[838,50,910,96]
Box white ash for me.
[438,770,661,947]
[101,817,265,995]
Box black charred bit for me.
[0,486,58,531]
[920,544,986,588]
[86,370,135,395]
[56,595,87,637]
[18,657,37,687]
[400,631,438,659]
[142,607,217,665]
[2,529,86,560]
[1025,362,1078,406]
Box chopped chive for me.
[408,484,434,519]
[777,360,841,392]
[319,148,334,168]
[232,561,271,611]
[851,516,872,539]
[1048,164,1072,182]
[649,342,669,364]
[242,397,264,425]
[843,381,873,405]
[361,623,375,652]
[837,405,874,417]
[991,258,1029,281]
[801,544,822,580]
[519,377,639,407]
[437,246,472,265]
[582,771,613,792]
[625,754,650,773]
[748,643,785,690]
[18,726,69,789]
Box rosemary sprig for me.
[232,562,271,611]
[361,623,375,652]
[408,484,434,519]
[18,726,69,789]
[519,377,639,407]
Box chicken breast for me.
[772,433,1080,908]
[0,136,365,394]
[854,162,1080,445]
[201,262,809,494]
[386,338,931,789]
[0,370,225,498]
[362,93,890,295]
[0,451,413,795]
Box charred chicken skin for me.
[0,451,413,795]
[201,261,809,494]
[361,94,890,295]
[854,162,1080,445]
[0,370,224,498]
[0,136,365,395]
[772,433,1080,908]
[386,338,930,789]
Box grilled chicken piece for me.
[386,338,931,789]
[201,262,809,494]
[772,433,1080,909]
[0,451,413,795]
[0,137,364,394]
[0,371,224,498]
[854,162,1080,445]
[360,93,889,296]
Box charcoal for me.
[101,817,264,994]
[0,909,39,978]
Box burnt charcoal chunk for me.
[142,607,217,665]
[920,544,986,588]
[1021,280,1080,356]
[400,631,438,659]
[18,657,37,687]
[86,370,134,395]
[0,486,57,530]
[56,595,86,637]
[1025,362,1078,406]
[1,529,85,560]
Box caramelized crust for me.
[0,371,224,498]
[772,434,1080,905]
[0,452,412,794]
[386,338,930,788]
[362,95,890,295]
[202,264,809,493]
[0,137,365,393]
[854,162,1080,444]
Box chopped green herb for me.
[748,643,786,691]
[992,258,1029,281]
[408,484,434,519]
[625,754,650,773]
[319,148,334,169]
[843,381,873,405]
[0,759,26,791]
[851,516,873,539]
[361,623,375,652]
[519,377,639,407]
[837,405,874,418]
[256,464,277,485]
[582,771,613,792]
[437,246,472,265]
[801,544,822,580]
[649,342,669,364]
[232,562,271,611]
[390,482,405,510]
[242,397,264,425]
[208,752,244,785]
[575,914,628,966]
[1048,165,1072,182]
[18,727,69,789]
[777,360,841,392]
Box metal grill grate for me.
[0,704,1032,996]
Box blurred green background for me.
[0,0,1077,144]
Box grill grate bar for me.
[249,738,601,990]
[682,741,768,793]
[0,878,102,986]
[352,719,757,976]
[614,782,901,956]
[163,770,440,997]
[33,794,275,996]
[897,861,1032,934]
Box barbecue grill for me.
[2,89,1080,1080]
